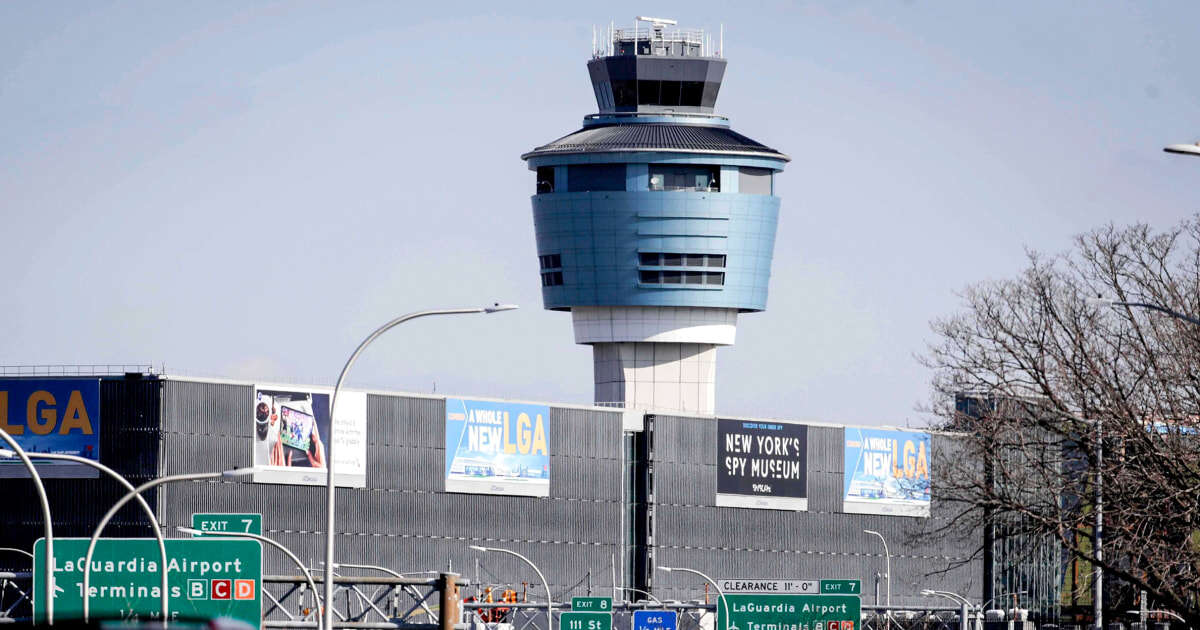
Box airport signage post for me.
[190,513,263,536]
[34,538,262,629]
[718,594,860,630]
[561,611,613,630]
[633,610,677,630]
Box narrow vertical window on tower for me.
[536,167,555,194]
[539,253,563,286]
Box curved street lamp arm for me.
[0,429,54,625]
[0,547,35,560]
[324,305,516,630]
[1109,301,1200,327]
[618,586,664,606]
[470,546,553,630]
[83,471,224,621]
[28,452,168,626]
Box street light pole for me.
[0,428,54,625]
[1086,296,1200,630]
[921,589,974,630]
[323,303,517,630]
[863,531,891,607]
[82,468,255,621]
[177,527,322,630]
[1,449,169,626]
[656,567,729,630]
[864,530,891,630]
[469,545,551,630]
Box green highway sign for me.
[191,513,263,536]
[34,538,262,629]
[819,580,860,595]
[719,593,861,630]
[571,597,613,611]
[562,611,613,630]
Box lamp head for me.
[222,467,257,478]
[1086,296,1117,307]
[484,303,519,314]
[469,545,489,552]
[1165,142,1200,156]
[656,566,674,573]
[863,529,880,536]
[921,590,935,596]
[176,526,202,536]
[0,448,13,458]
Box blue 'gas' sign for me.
[633,610,677,630]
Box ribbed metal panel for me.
[650,414,981,606]
[151,381,625,594]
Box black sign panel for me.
[716,419,808,510]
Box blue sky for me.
[4,2,1200,426]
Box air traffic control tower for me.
[522,17,788,414]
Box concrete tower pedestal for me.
[573,306,735,413]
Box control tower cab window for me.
[536,167,555,194]
[568,164,626,192]
[649,165,719,192]
[739,166,773,195]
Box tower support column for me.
[592,342,717,414]
[573,306,735,414]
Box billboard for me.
[716,419,807,511]
[444,397,549,496]
[0,378,100,478]
[843,427,931,517]
[250,386,366,487]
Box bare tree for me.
[923,218,1200,626]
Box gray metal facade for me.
[1,376,979,609]
[649,414,981,606]
[155,378,626,599]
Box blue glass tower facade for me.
[523,18,788,413]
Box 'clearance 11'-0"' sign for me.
[718,579,861,630]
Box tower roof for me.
[521,123,789,161]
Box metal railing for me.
[0,364,158,377]
[613,27,705,47]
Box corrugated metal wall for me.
[156,380,626,599]
[650,415,981,605]
[0,377,162,571]
[0,377,982,611]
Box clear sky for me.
[4,2,1200,427]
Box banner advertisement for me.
[716,418,807,511]
[250,386,366,487]
[444,397,550,497]
[0,378,100,479]
[843,427,931,517]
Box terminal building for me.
[1,16,989,627]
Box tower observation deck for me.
[522,17,789,414]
